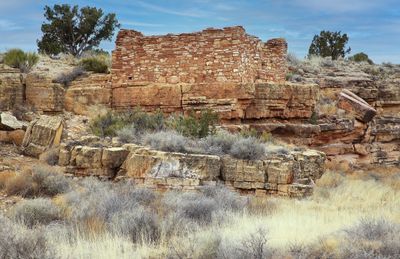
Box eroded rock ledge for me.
[58,143,325,197]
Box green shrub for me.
[309,111,319,125]
[122,108,165,134]
[92,108,165,138]
[79,56,109,73]
[167,110,218,138]
[3,49,39,72]
[349,52,373,64]
[3,49,26,68]
[90,111,127,137]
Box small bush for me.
[0,215,55,259]
[3,49,39,72]
[4,49,27,67]
[167,110,218,138]
[349,52,373,64]
[309,111,319,125]
[230,137,265,160]
[202,185,245,212]
[116,123,138,143]
[144,131,187,153]
[90,111,127,137]
[122,108,165,134]
[39,148,60,166]
[239,227,272,259]
[5,173,35,197]
[10,198,61,227]
[166,192,218,224]
[31,165,71,196]
[109,207,161,244]
[340,218,400,258]
[199,131,237,155]
[79,56,109,73]
[53,66,85,86]
[116,185,157,206]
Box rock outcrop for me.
[337,89,377,123]
[57,142,326,197]
[22,115,63,157]
[64,74,111,115]
[0,112,25,130]
[0,65,23,111]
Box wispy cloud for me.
[121,21,165,27]
[292,0,395,13]
[0,19,23,31]
[134,1,210,18]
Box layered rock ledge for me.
[58,143,325,197]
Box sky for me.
[0,0,399,63]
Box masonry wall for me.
[111,26,287,86]
[111,26,288,117]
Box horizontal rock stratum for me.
[58,143,326,197]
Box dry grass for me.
[1,169,399,258]
[0,171,16,189]
[5,173,35,197]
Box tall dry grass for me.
[1,169,399,258]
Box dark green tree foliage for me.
[349,52,374,64]
[37,4,119,56]
[308,31,351,60]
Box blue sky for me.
[0,0,399,63]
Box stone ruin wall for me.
[110,26,303,122]
[111,26,287,86]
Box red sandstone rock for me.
[64,73,111,115]
[337,89,377,123]
[111,26,287,86]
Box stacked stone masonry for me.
[111,26,294,121]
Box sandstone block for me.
[292,150,326,181]
[265,160,294,184]
[22,115,63,157]
[337,89,377,123]
[233,181,264,190]
[102,147,129,168]
[71,146,103,169]
[122,148,221,181]
[221,156,265,182]
[0,113,24,130]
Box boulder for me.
[71,146,103,169]
[0,113,24,130]
[102,147,129,168]
[0,130,25,145]
[22,115,63,157]
[121,147,221,181]
[337,89,377,123]
[292,150,326,181]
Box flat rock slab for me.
[0,112,25,130]
[337,89,377,123]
